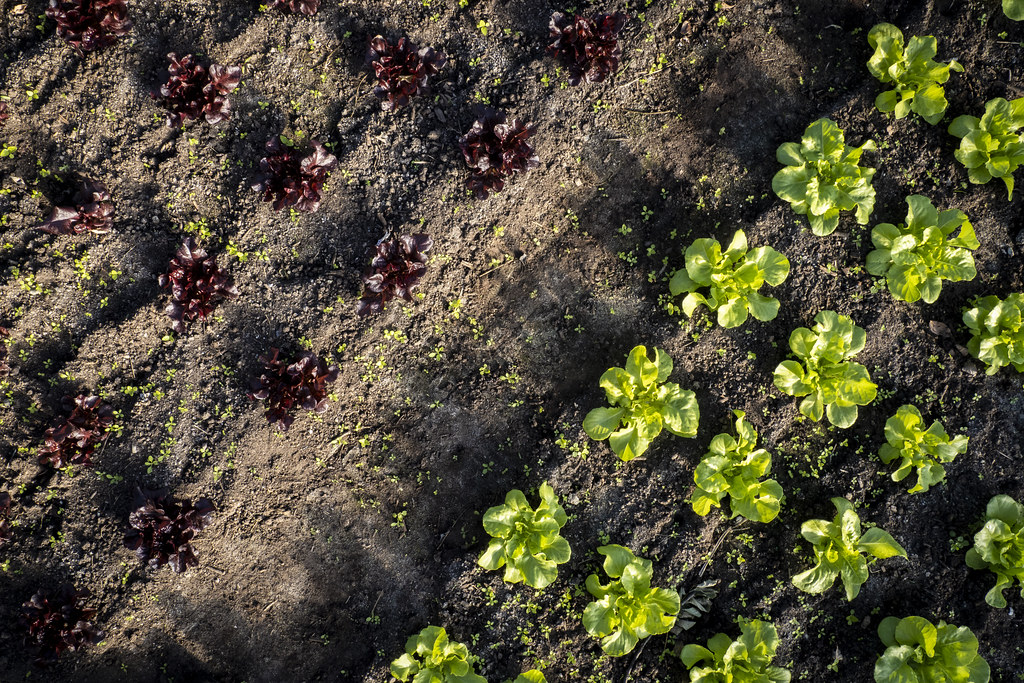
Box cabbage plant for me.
[681,618,791,683]
[772,118,876,236]
[965,494,1024,608]
[866,24,962,124]
[478,482,570,590]
[866,195,978,304]
[792,497,906,601]
[690,410,783,523]
[583,345,699,461]
[963,293,1024,374]
[669,229,790,328]
[874,616,990,683]
[772,311,877,428]
[879,404,968,494]
[390,625,486,683]
[949,97,1024,199]
[583,544,680,657]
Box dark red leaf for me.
[152,53,242,127]
[35,179,114,236]
[458,107,539,198]
[367,35,446,111]
[0,491,12,549]
[248,348,338,430]
[124,488,215,573]
[266,0,320,15]
[37,394,114,469]
[21,584,103,666]
[252,138,338,212]
[158,237,238,334]
[548,11,628,85]
[0,326,9,376]
[357,233,433,315]
[46,0,132,53]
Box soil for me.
[1,0,1023,681]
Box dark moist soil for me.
[1,0,1024,681]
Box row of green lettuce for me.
[390,20,1024,683]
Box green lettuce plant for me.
[874,616,990,683]
[681,618,791,683]
[963,293,1024,374]
[865,195,978,304]
[583,345,699,461]
[866,24,962,125]
[390,625,486,683]
[506,672,545,683]
[879,404,968,494]
[478,482,570,590]
[690,410,783,523]
[772,118,876,236]
[965,494,1024,608]
[668,229,790,328]
[583,544,680,657]
[772,310,877,428]
[792,497,907,601]
[949,97,1024,199]
[1004,0,1024,21]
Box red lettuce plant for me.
[459,107,540,198]
[266,0,320,15]
[124,489,215,573]
[0,326,9,375]
[21,584,103,666]
[158,238,238,334]
[38,394,114,469]
[0,492,12,548]
[46,0,132,53]
[357,233,433,315]
[153,53,241,127]
[253,138,337,212]
[35,179,114,236]
[0,102,8,128]
[548,11,628,85]
[367,35,447,111]
[249,348,338,430]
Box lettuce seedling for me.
[21,584,104,666]
[772,118,876,236]
[356,233,432,316]
[390,625,486,683]
[0,491,12,548]
[38,394,114,469]
[252,138,337,212]
[479,482,570,589]
[158,238,239,334]
[879,404,968,494]
[669,229,790,328]
[547,12,628,85]
[874,616,990,683]
[949,97,1024,199]
[963,293,1024,374]
[792,497,906,601]
[866,24,962,125]
[459,107,540,198]
[267,0,319,14]
[248,348,339,430]
[690,410,783,523]
[773,310,877,428]
[965,494,1024,608]
[681,618,792,683]
[367,36,446,112]
[584,544,680,656]
[124,488,215,573]
[46,0,132,53]
[583,345,699,461]
[35,179,114,236]
[865,195,978,304]
[153,53,241,127]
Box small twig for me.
[476,258,516,279]
[617,66,670,90]
[623,108,675,115]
